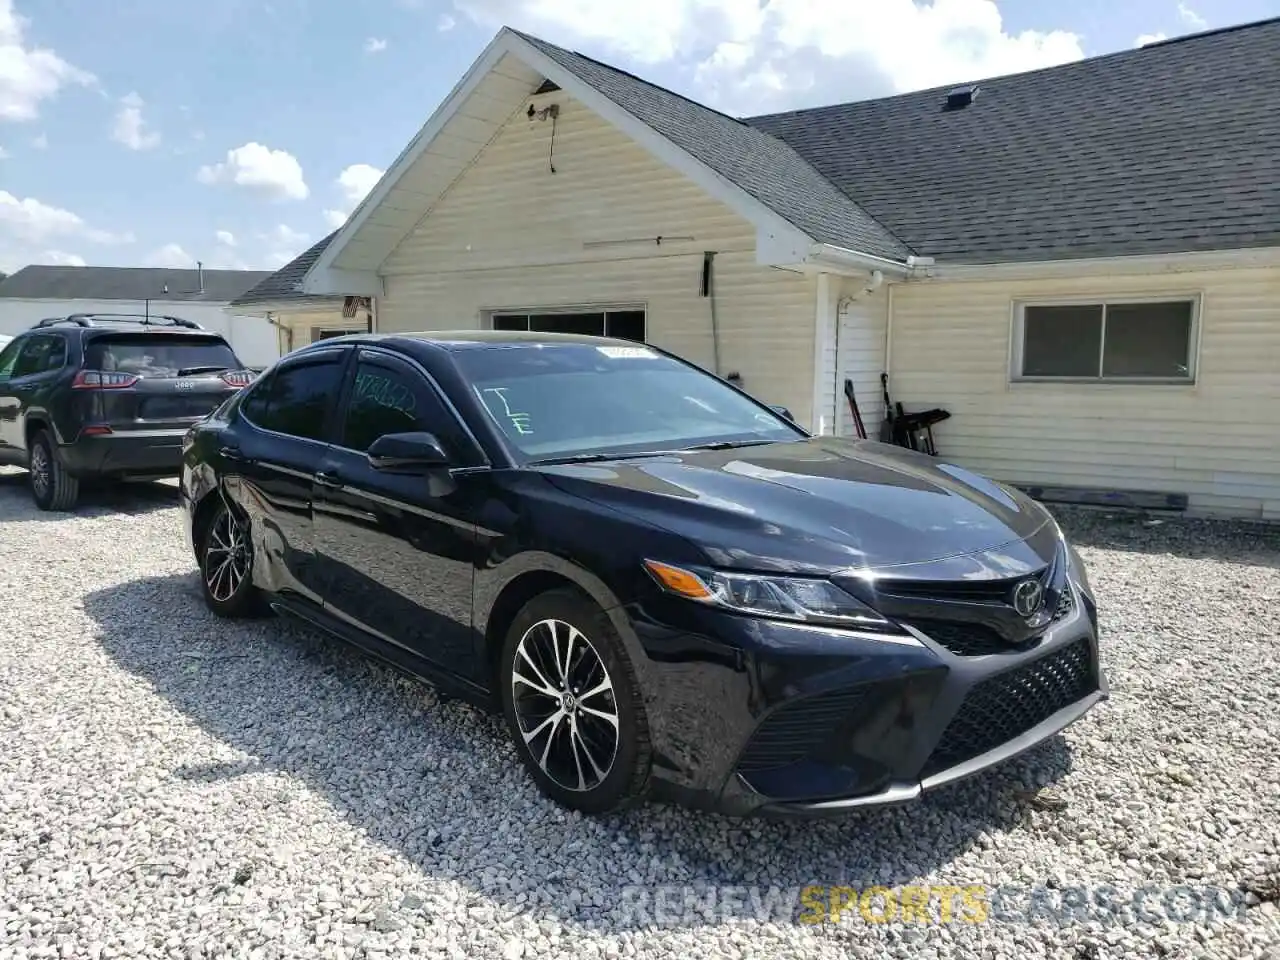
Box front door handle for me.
[315,469,343,488]
[219,445,243,462]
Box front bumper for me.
[59,428,187,479]
[629,568,1107,818]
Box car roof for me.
[319,330,650,352]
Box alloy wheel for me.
[205,508,251,603]
[511,618,620,792]
[29,443,50,499]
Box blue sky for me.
[1,0,1276,276]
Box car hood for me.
[536,437,1056,573]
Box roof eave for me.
[919,244,1280,281]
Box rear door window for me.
[84,334,240,378]
[12,335,66,377]
[241,354,347,442]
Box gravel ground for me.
[1,467,1278,960]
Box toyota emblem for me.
[1012,578,1045,619]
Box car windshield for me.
[453,341,805,462]
[85,334,241,379]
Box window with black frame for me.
[492,309,646,343]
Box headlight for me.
[643,560,900,632]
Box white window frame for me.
[484,302,648,341]
[310,326,365,344]
[1009,293,1202,385]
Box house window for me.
[1014,298,1198,382]
[491,307,646,343]
[312,328,364,343]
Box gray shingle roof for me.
[229,231,342,307]
[0,265,273,302]
[748,18,1280,263]
[514,31,912,261]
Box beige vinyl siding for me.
[376,92,818,425]
[889,266,1280,518]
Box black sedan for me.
[179,330,1107,817]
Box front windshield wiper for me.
[528,450,681,466]
[681,439,778,451]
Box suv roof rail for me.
[35,313,204,330]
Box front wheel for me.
[198,498,264,618]
[499,588,652,815]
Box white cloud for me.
[0,190,133,246]
[111,91,161,150]
[215,229,236,247]
[1177,2,1207,29]
[0,145,8,158]
[30,131,45,148]
[1134,32,1167,47]
[143,243,194,268]
[438,13,457,31]
[0,0,96,122]
[321,163,385,231]
[453,0,1085,112]
[198,142,309,201]
[43,249,85,266]
[259,224,310,268]
[364,36,388,53]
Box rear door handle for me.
[315,469,343,488]
[219,445,244,462]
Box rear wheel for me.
[198,499,264,618]
[499,588,652,814]
[28,430,79,512]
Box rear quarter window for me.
[85,334,240,378]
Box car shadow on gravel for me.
[0,470,178,520]
[1051,505,1280,570]
[85,572,1077,933]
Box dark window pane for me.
[85,334,240,378]
[492,315,530,331]
[1022,305,1103,377]
[248,358,344,441]
[342,360,457,454]
[0,338,22,379]
[314,329,362,341]
[1103,302,1193,378]
[527,313,605,336]
[605,311,646,342]
[13,336,65,377]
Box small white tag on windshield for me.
[597,345,655,359]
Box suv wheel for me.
[28,430,80,511]
[198,499,263,618]
[499,588,652,814]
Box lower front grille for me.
[920,637,1097,778]
[736,686,870,772]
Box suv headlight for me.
[643,560,904,634]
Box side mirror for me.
[367,431,450,473]
[769,404,795,422]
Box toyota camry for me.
[179,330,1107,817]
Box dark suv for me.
[180,331,1106,818]
[0,314,255,510]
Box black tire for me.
[197,499,265,618]
[499,587,652,815]
[28,430,79,512]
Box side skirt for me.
[269,594,497,711]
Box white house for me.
[239,18,1280,519]
[0,265,281,368]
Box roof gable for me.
[305,27,909,293]
[749,17,1280,263]
[230,231,342,307]
[0,265,272,302]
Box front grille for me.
[139,395,223,420]
[920,637,1097,778]
[736,686,870,772]
[911,620,1011,656]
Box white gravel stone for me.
[1,470,1278,959]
